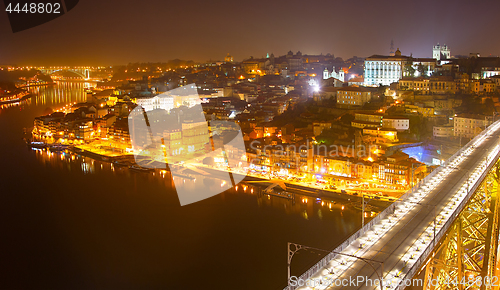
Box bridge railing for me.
[283,120,500,290]
[398,136,500,289]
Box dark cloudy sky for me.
[0,0,499,65]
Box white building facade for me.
[382,117,410,131]
[323,66,345,82]
[432,43,451,61]
[364,49,407,86]
[433,125,454,138]
[454,114,491,138]
[136,95,175,112]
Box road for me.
[292,121,500,290]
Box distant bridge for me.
[288,120,500,290]
[39,67,94,79]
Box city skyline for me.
[3,0,500,289]
[1,0,500,65]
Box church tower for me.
[323,68,330,80]
[389,40,395,56]
[433,43,441,60]
[338,68,345,82]
[433,43,451,61]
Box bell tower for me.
[323,68,330,80]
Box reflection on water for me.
[27,82,93,107]
[32,146,375,222]
[0,82,94,112]
[1,81,369,289]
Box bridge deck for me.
[293,121,500,290]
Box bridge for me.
[39,66,97,79]
[287,120,500,290]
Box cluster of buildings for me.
[29,43,500,188]
[364,44,500,95]
[245,140,425,187]
[32,99,134,152]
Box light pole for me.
[287,242,384,290]
[362,193,365,227]
[411,162,414,188]
[362,193,376,227]
[493,112,500,124]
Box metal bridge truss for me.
[41,69,90,79]
[422,164,500,290]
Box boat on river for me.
[129,165,155,173]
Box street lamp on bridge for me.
[287,242,384,290]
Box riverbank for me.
[0,92,33,104]
[194,165,392,211]
[25,140,394,211]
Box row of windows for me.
[365,62,402,68]
[384,169,406,175]
[456,119,484,123]
[365,72,400,76]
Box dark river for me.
[0,82,364,289]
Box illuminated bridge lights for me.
[293,120,500,290]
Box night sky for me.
[1,0,499,65]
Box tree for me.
[484,98,496,115]
[404,62,415,77]
[340,113,355,125]
[404,54,415,77]
[417,63,425,76]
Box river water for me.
[0,81,364,289]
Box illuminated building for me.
[241,58,262,75]
[136,94,174,112]
[75,120,94,141]
[286,51,303,71]
[471,79,497,94]
[362,128,398,142]
[384,151,418,185]
[108,117,130,151]
[432,43,451,61]
[454,114,492,138]
[353,111,384,125]
[398,76,457,94]
[336,87,373,108]
[322,66,345,82]
[399,77,430,93]
[481,67,500,79]
[382,116,409,131]
[181,120,210,152]
[433,125,454,138]
[96,114,116,138]
[163,128,183,156]
[405,104,434,117]
[135,85,201,112]
[224,53,233,63]
[364,48,407,86]
[411,58,437,77]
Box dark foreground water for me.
[0,82,362,289]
